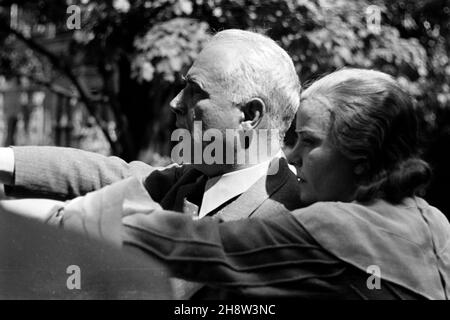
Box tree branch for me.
[0,19,118,153]
[9,71,78,99]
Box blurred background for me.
[0,0,448,218]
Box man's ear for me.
[240,98,266,130]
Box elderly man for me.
[0,29,301,213]
[0,29,302,298]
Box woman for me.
[118,68,449,299]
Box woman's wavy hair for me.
[301,68,431,204]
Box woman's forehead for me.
[295,101,331,134]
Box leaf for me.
[141,61,155,82]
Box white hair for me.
[205,29,301,139]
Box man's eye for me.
[178,76,189,91]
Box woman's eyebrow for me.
[296,129,317,135]
[296,130,324,139]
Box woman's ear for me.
[240,98,266,130]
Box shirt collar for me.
[199,151,285,218]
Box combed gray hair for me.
[205,29,301,139]
[301,68,431,203]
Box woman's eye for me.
[300,138,314,146]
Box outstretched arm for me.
[121,210,339,298]
[0,146,158,200]
[0,199,64,222]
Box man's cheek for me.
[192,106,209,127]
[196,104,228,128]
[201,112,228,130]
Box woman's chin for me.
[299,193,317,206]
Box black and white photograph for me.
[0,0,448,308]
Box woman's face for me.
[288,103,357,205]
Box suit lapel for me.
[214,158,291,222]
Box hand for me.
[0,147,15,185]
[0,199,64,223]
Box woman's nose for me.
[288,156,302,169]
[287,145,303,167]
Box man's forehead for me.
[193,43,242,70]
[187,45,241,90]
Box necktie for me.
[171,175,207,213]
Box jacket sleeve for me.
[121,210,342,297]
[47,176,163,247]
[5,146,159,200]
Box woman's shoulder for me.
[410,197,450,254]
[288,197,450,300]
[288,197,450,271]
[290,198,449,245]
[288,200,379,227]
[290,197,448,228]
[288,201,376,241]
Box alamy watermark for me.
[170,121,281,174]
[366,265,381,290]
[365,5,382,35]
[66,264,81,290]
[66,5,81,30]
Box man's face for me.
[170,44,247,173]
[170,44,243,133]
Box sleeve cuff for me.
[0,147,15,185]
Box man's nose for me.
[169,92,179,109]
[169,92,184,115]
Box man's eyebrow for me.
[184,74,206,91]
